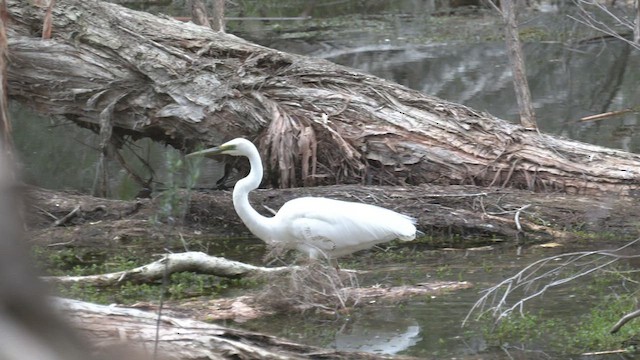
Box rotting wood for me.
[4,0,640,195]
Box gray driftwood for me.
[5,0,640,194]
[43,252,293,286]
[55,297,405,360]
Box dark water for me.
[235,242,627,358]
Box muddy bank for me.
[27,184,639,252]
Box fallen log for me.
[55,297,411,360]
[44,251,472,322]
[43,251,293,286]
[5,0,640,194]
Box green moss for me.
[53,270,262,305]
[32,239,264,306]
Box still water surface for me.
[234,242,620,358]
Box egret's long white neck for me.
[232,146,274,242]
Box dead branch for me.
[579,108,637,122]
[570,0,640,51]
[43,252,294,286]
[52,204,80,226]
[463,238,640,326]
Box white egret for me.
[187,138,418,259]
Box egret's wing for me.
[290,217,338,253]
[280,197,416,257]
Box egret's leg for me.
[329,258,340,272]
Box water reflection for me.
[331,309,421,354]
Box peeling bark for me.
[4,0,640,194]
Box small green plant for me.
[153,149,201,226]
[484,288,640,355]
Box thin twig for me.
[513,204,530,232]
[579,108,637,122]
[52,205,81,227]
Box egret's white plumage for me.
[188,138,418,259]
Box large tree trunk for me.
[5,0,640,195]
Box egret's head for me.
[186,138,255,158]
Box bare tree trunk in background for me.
[211,0,225,32]
[500,0,537,129]
[635,0,640,43]
[190,0,211,28]
[0,0,11,153]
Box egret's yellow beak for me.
[186,146,221,158]
[186,143,236,158]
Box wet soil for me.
[27,184,640,252]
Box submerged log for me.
[5,0,640,194]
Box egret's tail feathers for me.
[396,215,418,241]
[398,232,417,241]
